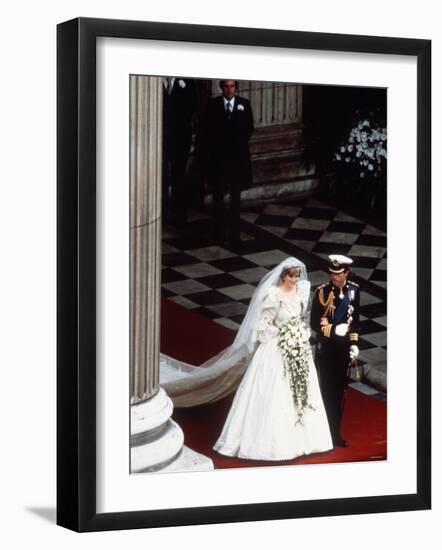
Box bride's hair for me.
[280,265,301,282]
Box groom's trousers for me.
[315,342,349,442]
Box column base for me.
[131,418,184,473]
[131,388,214,473]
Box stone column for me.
[238,80,302,128]
[130,76,213,473]
[130,75,162,405]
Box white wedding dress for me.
[213,285,333,461]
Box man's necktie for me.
[226,101,232,112]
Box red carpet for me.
[161,298,387,469]
[161,298,234,365]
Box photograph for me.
[130,76,388,474]
[55,15,431,532]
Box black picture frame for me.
[57,17,431,532]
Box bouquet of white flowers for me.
[334,119,387,180]
[278,317,315,425]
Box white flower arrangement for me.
[334,119,387,180]
[237,104,244,111]
[278,316,314,424]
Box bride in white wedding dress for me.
[160,256,333,461]
[213,260,333,460]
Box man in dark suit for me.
[206,80,254,245]
[162,77,196,226]
[310,255,360,448]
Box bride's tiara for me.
[280,264,302,279]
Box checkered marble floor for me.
[161,197,387,398]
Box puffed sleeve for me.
[253,287,281,345]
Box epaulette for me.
[347,280,359,287]
[316,282,329,291]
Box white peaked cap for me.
[328,254,353,273]
[328,254,353,265]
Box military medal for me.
[347,304,354,324]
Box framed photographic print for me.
[57,17,431,532]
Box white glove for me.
[335,323,349,337]
[349,345,359,359]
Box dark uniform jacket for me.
[310,280,360,347]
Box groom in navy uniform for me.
[310,255,360,447]
[206,80,254,245]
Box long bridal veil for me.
[160,256,311,407]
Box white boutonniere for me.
[178,79,186,88]
[237,104,244,111]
